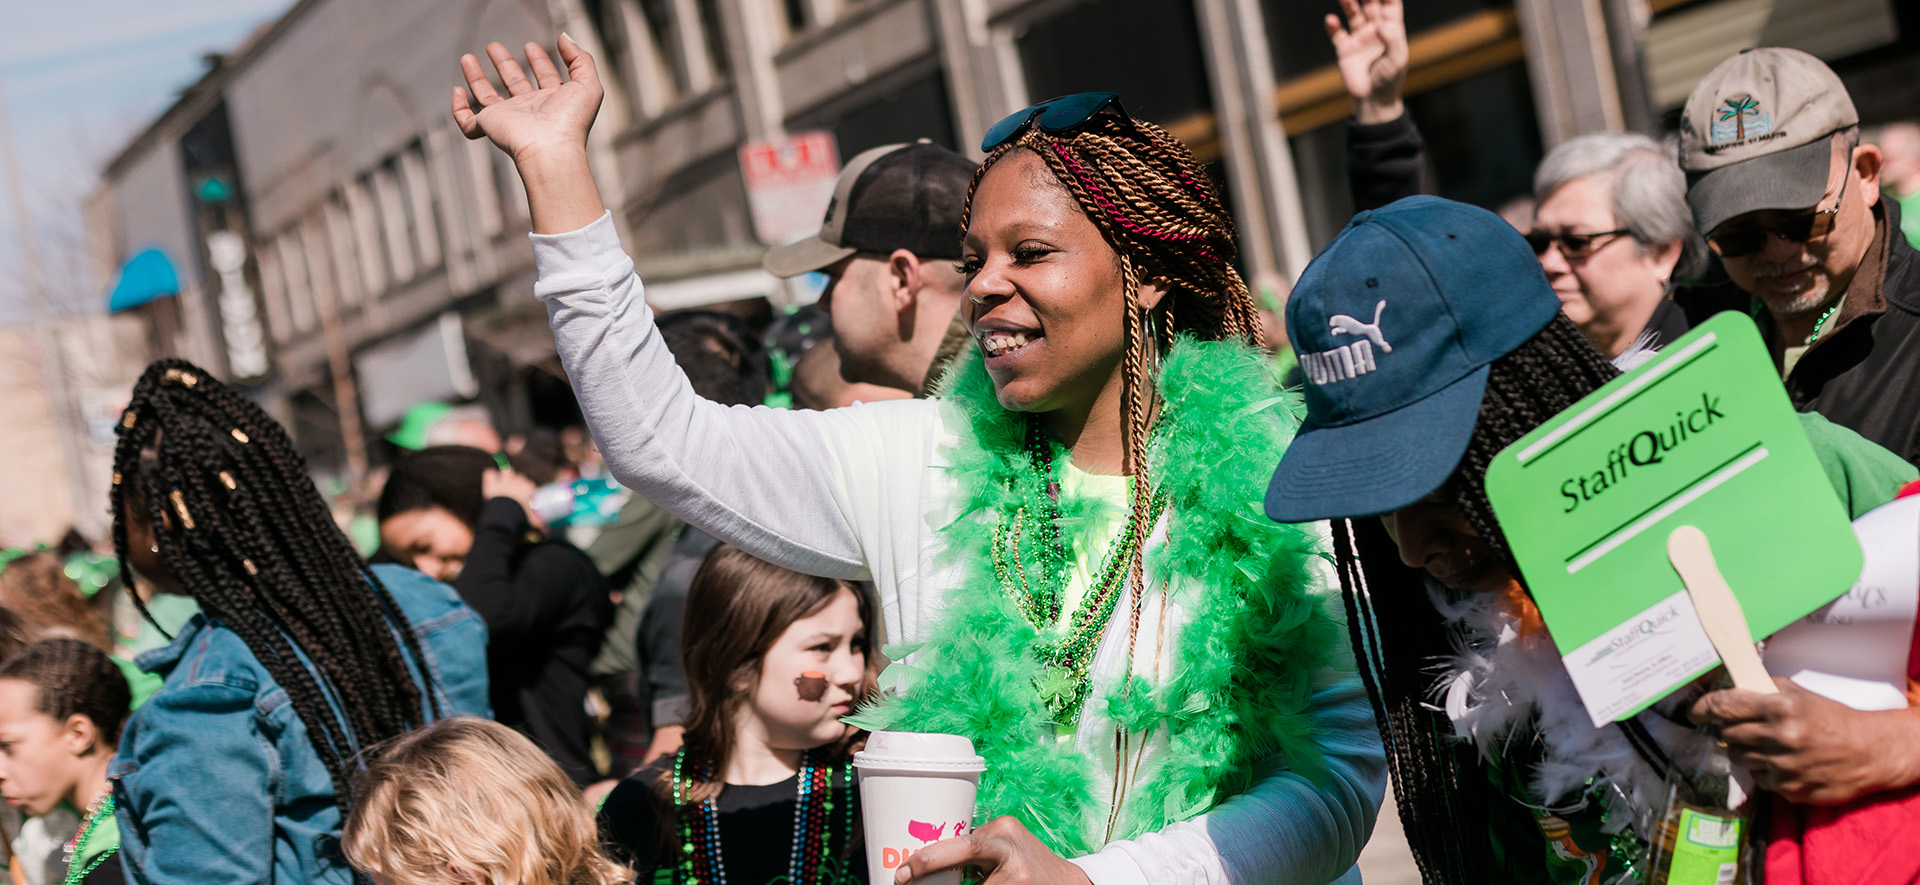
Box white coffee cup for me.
[853,731,986,885]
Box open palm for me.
[1325,0,1408,109]
[452,37,603,164]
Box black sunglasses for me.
[1706,168,1850,258]
[1524,229,1633,259]
[981,92,1131,152]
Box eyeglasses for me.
[981,92,1131,152]
[1705,167,1850,258]
[1524,229,1633,259]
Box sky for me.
[0,0,295,325]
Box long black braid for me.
[110,358,441,802]
[1333,314,1619,884]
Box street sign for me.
[1484,312,1862,726]
[739,131,840,245]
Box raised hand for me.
[452,35,608,234]
[454,36,602,164]
[1325,0,1409,125]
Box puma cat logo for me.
[1328,301,1391,353]
[1302,301,1391,385]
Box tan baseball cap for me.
[762,141,976,278]
[1679,47,1858,235]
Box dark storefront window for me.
[791,68,959,158]
[1014,0,1212,126]
[1261,0,1512,80]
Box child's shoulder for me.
[597,759,674,871]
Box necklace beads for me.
[992,417,1165,728]
[670,748,849,885]
[63,790,117,885]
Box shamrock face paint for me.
[745,586,870,753]
[795,670,829,702]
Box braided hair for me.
[1334,313,1619,883]
[109,358,439,801]
[965,115,1263,590]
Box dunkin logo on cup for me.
[880,820,968,869]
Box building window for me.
[790,66,958,157]
[1014,0,1214,129]
[323,197,363,307]
[344,179,388,298]
[640,0,693,96]
[371,164,416,283]
[255,239,293,344]
[397,144,443,270]
[277,228,318,334]
[466,140,506,240]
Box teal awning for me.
[107,248,180,313]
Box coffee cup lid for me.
[853,731,985,771]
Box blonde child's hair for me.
[341,717,630,885]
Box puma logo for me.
[1302,301,1391,385]
[1328,301,1391,353]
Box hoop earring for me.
[1140,305,1163,378]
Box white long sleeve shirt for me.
[532,213,1386,884]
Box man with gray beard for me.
[1678,48,1920,465]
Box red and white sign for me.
[738,131,841,245]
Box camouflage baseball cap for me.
[1678,47,1858,235]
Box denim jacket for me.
[109,564,489,884]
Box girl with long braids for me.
[1265,197,1920,884]
[105,359,490,885]
[452,38,1381,884]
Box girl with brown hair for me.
[597,544,876,883]
[452,39,1381,884]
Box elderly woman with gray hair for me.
[1527,132,1708,364]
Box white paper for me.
[1562,589,1722,727]
[1764,495,1920,711]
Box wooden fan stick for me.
[1667,525,1778,694]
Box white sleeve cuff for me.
[528,210,632,299]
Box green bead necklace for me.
[991,419,1166,728]
[63,791,116,885]
[664,748,852,885]
[1806,298,1843,346]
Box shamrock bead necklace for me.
[991,419,1165,727]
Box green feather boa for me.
[847,338,1342,855]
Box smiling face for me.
[379,507,475,583]
[741,585,868,752]
[1380,487,1517,596]
[0,679,87,818]
[1715,135,1881,319]
[960,150,1145,420]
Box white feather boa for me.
[1428,583,1720,836]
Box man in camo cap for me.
[1678,47,1920,465]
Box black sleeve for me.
[453,497,573,641]
[1347,113,1426,212]
[598,768,668,872]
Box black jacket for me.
[455,497,612,785]
[1677,200,1920,466]
[1347,114,1426,212]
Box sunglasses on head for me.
[1524,229,1633,259]
[981,92,1131,152]
[1706,166,1850,258]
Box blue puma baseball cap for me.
[1264,196,1560,522]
